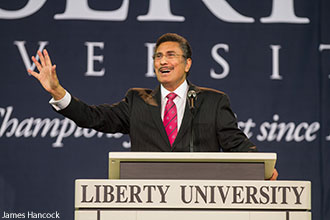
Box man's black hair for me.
[155,33,192,59]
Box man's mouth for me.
[159,67,173,74]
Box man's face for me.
[154,41,192,91]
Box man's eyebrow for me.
[155,50,177,54]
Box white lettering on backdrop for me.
[145,43,156,77]
[256,114,320,142]
[85,42,105,76]
[210,44,230,79]
[14,41,330,81]
[0,0,310,24]
[54,0,129,21]
[0,106,323,148]
[0,106,129,148]
[137,0,184,21]
[0,0,46,19]
[319,44,330,79]
[14,41,49,74]
[270,45,283,80]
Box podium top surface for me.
[109,152,276,161]
[108,152,276,180]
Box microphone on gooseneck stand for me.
[187,90,197,152]
[187,90,197,110]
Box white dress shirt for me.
[160,80,188,131]
[50,80,189,131]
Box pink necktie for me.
[163,93,178,146]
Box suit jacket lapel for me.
[148,86,171,148]
[171,99,192,150]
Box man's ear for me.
[185,58,192,73]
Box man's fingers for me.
[38,50,46,67]
[270,169,278,180]
[43,49,52,66]
[51,64,57,76]
[28,69,39,79]
[32,56,42,72]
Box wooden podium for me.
[75,152,311,220]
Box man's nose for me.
[160,56,168,64]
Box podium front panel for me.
[119,162,264,180]
[75,179,311,210]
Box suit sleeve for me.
[216,94,257,152]
[56,91,132,134]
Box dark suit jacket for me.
[58,82,256,152]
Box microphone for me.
[187,89,197,152]
[187,90,197,110]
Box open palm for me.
[28,49,65,100]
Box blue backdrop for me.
[0,1,329,219]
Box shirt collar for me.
[161,80,188,100]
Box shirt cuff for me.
[49,90,71,111]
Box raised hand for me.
[28,49,66,100]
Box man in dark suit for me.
[29,33,279,179]
[28,33,256,153]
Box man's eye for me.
[155,54,163,59]
[168,53,176,58]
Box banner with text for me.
[0,1,329,220]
